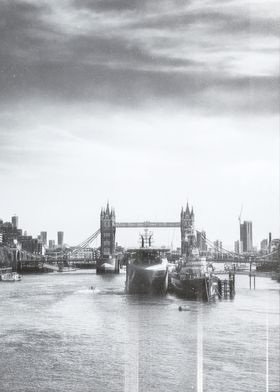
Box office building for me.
[234,240,243,254]
[214,240,223,252]
[240,221,253,252]
[260,239,268,253]
[49,240,55,249]
[40,231,47,246]
[57,231,64,247]
[12,215,18,229]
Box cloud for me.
[0,0,279,113]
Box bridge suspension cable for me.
[254,249,279,260]
[71,228,101,253]
[196,230,245,259]
[196,230,279,261]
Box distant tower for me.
[240,221,253,252]
[49,240,55,249]
[57,231,64,247]
[100,202,116,260]
[12,215,18,229]
[40,231,47,246]
[180,203,195,257]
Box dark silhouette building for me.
[57,231,64,247]
[12,215,18,229]
[240,221,253,252]
[40,231,47,246]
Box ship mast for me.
[140,229,153,248]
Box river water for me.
[0,271,279,392]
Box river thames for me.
[0,271,279,392]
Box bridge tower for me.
[180,203,196,257]
[100,201,116,262]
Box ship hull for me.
[96,259,119,274]
[126,264,168,294]
[169,274,219,301]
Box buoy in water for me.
[178,305,190,311]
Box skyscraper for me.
[214,240,222,252]
[12,215,18,229]
[260,239,268,253]
[57,231,64,247]
[49,240,55,249]
[240,221,253,252]
[40,231,47,246]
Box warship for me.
[125,230,169,294]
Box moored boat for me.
[0,271,22,282]
[169,258,219,301]
[58,266,77,272]
[125,231,169,294]
[96,258,119,274]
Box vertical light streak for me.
[125,303,139,392]
[197,304,203,392]
[266,311,269,392]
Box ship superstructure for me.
[170,204,220,300]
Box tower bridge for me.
[98,202,195,270]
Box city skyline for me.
[0,208,277,252]
[0,0,279,249]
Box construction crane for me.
[238,204,243,225]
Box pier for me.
[217,273,236,299]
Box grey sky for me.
[0,0,279,248]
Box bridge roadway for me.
[116,222,181,228]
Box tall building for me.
[213,240,223,252]
[49,240,55,249]
[57,231,64,247]
[240,221,253,252]
[234,240,243,254]
[12,215,18,229]
[40,231,47,246]
[269,232,272,252]
[260,239,268,253]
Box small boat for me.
[58,265,76,272]
[96,257,119,274]
[0,272,22,282]
[178,305,190,311]
[98,262,116,272]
